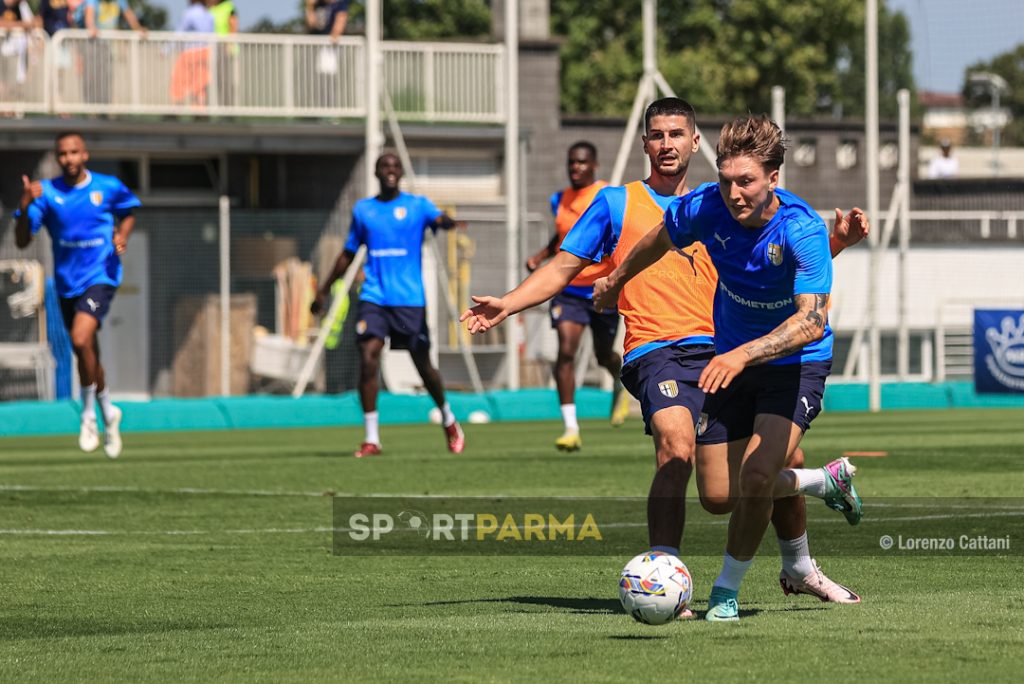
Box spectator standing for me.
[927,138,959,179]
[306,0,349,110]
[170,0,214,107]
[37,0,73,36]
[209,0,238,107]
[76,0,146,106]
[1,0,35,108]
[306,0,349,40]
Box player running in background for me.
[15,131,140,459]
[312,153,466,458]
[525,142,627,452]
[463,99,864,609]
[594,114,864,621]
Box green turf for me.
[2,408,1024,682]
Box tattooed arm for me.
[697,293,830,394]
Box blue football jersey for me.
[343,192,442,307]
[663,183,833,364]
[27,171,141,298]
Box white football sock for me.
[560,403,578,431]
[364,411,380,446]
[792,468,828,498]
[97,388,116,423]
[81,384,97,421]
[778,532,815,578]
[441,402,456,428]
[713,552,753,592]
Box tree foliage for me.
[962,43,1024,146]
[249,0,490,38]
[551,0,915,120]
[127,0,167,30]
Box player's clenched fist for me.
[591,276,617,313]
[20,175,42,210]
[832,206,869,250]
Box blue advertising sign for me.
[974,309,1024,393]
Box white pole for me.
[992,86,1001,176]
[610,78,652,186]
[364,0,383,196]
[504,0,520,390]
[865,0,882,412]
[772,86,786,188]
[642,0,656,76]
[897,88,911,379]
[219,195,231,396]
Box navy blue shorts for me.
[620,344,716,440]
[355,301,430,351]
[550,291,619,341]
[59,284,117,331]
[699,360,832,444]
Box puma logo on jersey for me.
[713,233,731,250]
[801,396,813,418]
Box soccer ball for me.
[618,551,693,625]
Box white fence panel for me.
[4,30,505,123]
[0,28,50,115]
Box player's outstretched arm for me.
[460,250,589,334]
[698,293,829,394]
[592,222,672,311]
[14,175,42,249]
[830,207,869,257]
[311,249,356,315]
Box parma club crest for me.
[356,319,367,335]
[393,206,407,220]
[767,243,783,266]
[90,191,103,207]
[551,305,563,321]
[657,380,678,398]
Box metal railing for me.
[0,28,51,115]
[1,29,505,123]
[382,41,504,123]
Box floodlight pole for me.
[364,0,384,196]
[504,0,520,390]
[772,86,786,188]
[865,0,882,412]
[219,195,231,396]
[897,89,911,379]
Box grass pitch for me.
[2,408,1024,682]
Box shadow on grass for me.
[0,616,232,641]
[607,635,670,640]
[419,596,622,614]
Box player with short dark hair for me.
[312,153,465,457]
[594,113,866,621]
[15,131,140,458]
[524,141,625,451]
